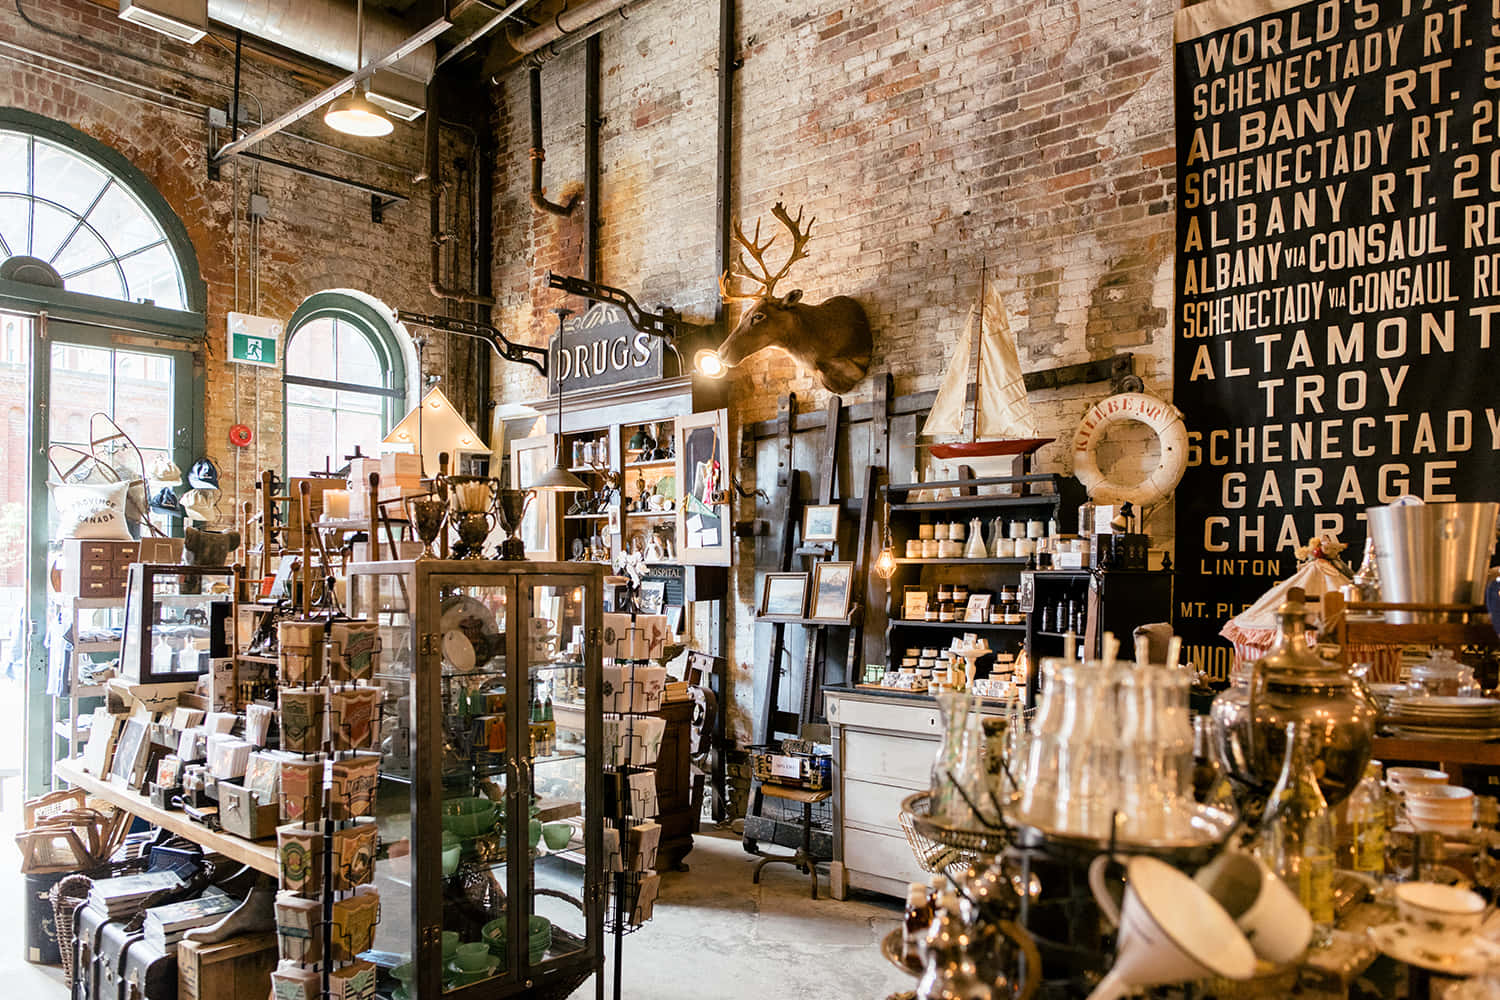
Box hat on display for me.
[179,487,219,523]
[188,457,221,490]
[146,455,183,485]
[146,456,183,485]
[149,486,185,517]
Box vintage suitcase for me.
[121,930,176,1000]
[76,905,177,1000]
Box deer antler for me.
[719,201,816,302]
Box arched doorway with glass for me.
[283,291,412,478]
[0,108,206,798]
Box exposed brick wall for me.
[0,0,473,512]
[494,0,1180,760]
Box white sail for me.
[921,278,1039,440]
[921,302,976,437]
[975,279,1039,439]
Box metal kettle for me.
[917,864,1042,1000]
[1211,590,1375,808]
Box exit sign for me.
[227,312,281,368]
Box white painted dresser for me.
[824,686,1008,900]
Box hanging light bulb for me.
[324,0,393,138]
[873,500,897,580]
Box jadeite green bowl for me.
[442,797,497,837]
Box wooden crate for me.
[178,933,278,1000]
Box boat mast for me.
[964,259,985,444]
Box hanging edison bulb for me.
[873,500,897,579]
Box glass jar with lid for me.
[1407,648,1479,698]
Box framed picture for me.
[759,573,809,619]
[664,604,684,636]
[810,561,855,621]
[109,716,151,787]
[964,593,993,623]
[268,554,300,600]
[638,580,666,615]
[802,504,840,544]
[903,587,931,621]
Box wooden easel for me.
[742,394,880,854]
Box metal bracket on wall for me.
[544,271,714,345]
[396,310,549,376]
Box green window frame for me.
[0,109,206,797]
[283,291,409,477]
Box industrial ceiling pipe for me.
[206,0,434,81]
[425,80,496,306]
[508,0,635,55]
[528,64,579,217]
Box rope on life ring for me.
[1071,392,1188,506]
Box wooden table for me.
[54,757,278,876]
[1371,736,1500,787]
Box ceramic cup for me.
[1193,851,1312,965]
[1395,882,1486,950]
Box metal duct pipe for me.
[426,81,496,306]
[509,0,634,56]
[528,65,578,216]
[207,0,434,81]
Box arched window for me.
[0,127,187,309]
[284,292,410,476]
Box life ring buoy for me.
[1072,392,1188,506]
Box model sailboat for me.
[921,268,1053,459]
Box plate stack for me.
[1385,696,1500,741]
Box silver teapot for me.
[1209,589,1375,808]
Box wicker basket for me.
[49,873,92,985]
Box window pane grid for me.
[0,129,186,310]
[284,301,404,478]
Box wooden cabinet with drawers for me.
[59,539,138,598]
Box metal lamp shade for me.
[325,90,394,137]
[532,463,588,493]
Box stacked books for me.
[143,889,235,953]
[86,871,184,919]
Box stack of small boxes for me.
[271,619,384,1000]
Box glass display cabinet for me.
[118,564,235,683]
[347,559,605,1000]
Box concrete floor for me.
[572,828,911,1000]
[0,821,912,1000]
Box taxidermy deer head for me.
[709,203,871,394]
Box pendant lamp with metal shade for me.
[532,308,587,494]
[325,0,394,138]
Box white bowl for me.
[1406,784,1473,802]
[1388,767,1449,792]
